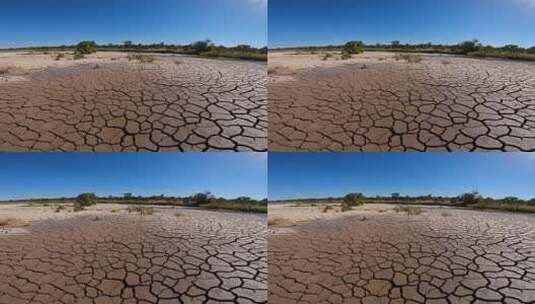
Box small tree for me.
[190,40,214,54]
[124,193,133,199]
[457,39,481,54]
[76,41,97,55]
[458,191,481,206]
[190,191,215,206]
[74,193,98,211]
[342,193,364,211]
[343,41,364,55]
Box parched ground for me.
[269,204,535,303]
[0,52,267,151]
[0,204,267,303]
[269,51,535,151]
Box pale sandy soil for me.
[0,203,197,235]
[0,51,128,70]
[0,51,148,83]
[268,202,411,230]
[268,51,409,82]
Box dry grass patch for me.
[268,217,291,227]
[0,217,18,227]
[127,206,155,216]
[0,66,14,75]
[322,205,334,213]
[268,65,296,76]
[394,205,424,216]
[395,54,423,63]
[128,54,155,63]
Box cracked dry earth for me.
[269,55,535,151]
[0,56,266,151]
[0,210,267,304]
[269,209,535,304]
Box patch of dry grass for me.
[127,206,155,216]
[268,217,291,227]
[395,53,423,63]
[0,217,18,227]
[394,205,423,216]
[128,54,155,63]
[268,65,296,76]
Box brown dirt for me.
[0,53,267,151]
[269,52,535,151]
[269,206,535,303]
[0,207,267,303]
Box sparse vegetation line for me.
[0,40,267,62]
[272,39,535,62]
[1,191,267,214]
[271,191,535,214]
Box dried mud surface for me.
[0,207,267,303]
[0,53,267,151]
[269,207,535,303]
[269,52,535,151]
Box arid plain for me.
[0,51,267,151]
[269,51,535,151]
[269,203,535,304]
[0,203,267,304]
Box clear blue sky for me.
[269,153,535,200]
[0,153,267,200]
[0,0,267,48]
[269,0,535,48]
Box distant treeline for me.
[1,191,267,213]
[272,39,535,61]
[271,191,535,213]
[1,40,268,61]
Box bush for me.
[344,41,364,55]
[55,205,66,213]
[74,193,98,210]
[341,52,352,60]
[344,193,364,206]
[76,41,97,55]
[457,39,481,54]
[458,191,481,206]
[73,52,85,60]
[189,192,215,206]
[322,53,333,61]
[190,40,214,54]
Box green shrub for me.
[76,41,97,55]
[74,193,98,211]
[73,52,85,60]
[341,52,352,60]
[343,41,364,55]
[458,191,481,206]
[344,193,364,206]
[189,192,215,206]
[457,39,481,54]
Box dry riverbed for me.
[269,51,535,152]
[0,203,267,303]
[0,51,267,151]
[269,203,535,304]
